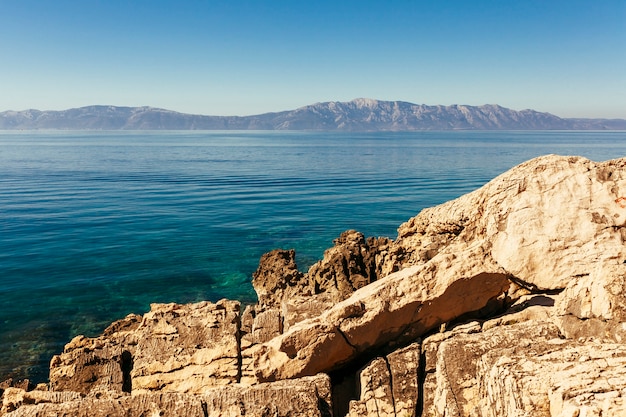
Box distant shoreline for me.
[2,99,625,131]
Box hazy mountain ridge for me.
[1,99,625,131]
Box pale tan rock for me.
[482,293,558,331]
[1,388,83,415]
[3,375,332,417]
[420,310,626,417]
[49,299,241,395]
[249,308,283,344]
[387,342,421,417]
[555,261,626,342]
[477,340,626,417]
[48,313,142,394]
[281,292,336,332]
[249,245,511,381]
[348,341,421,417]
[429,321,562,416]
[392,155,626,291]
[252,249,307,309]
[348,357,395,417]
[421,321,484,417]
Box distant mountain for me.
[1,99,625,131]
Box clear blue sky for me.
[1,0,624,118]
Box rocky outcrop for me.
[388,155,626,290]
[306,231,391,301]
[247,252,511,382]
[49,300,241,395]
[1,374,332,417]
[5,155,626,417]
[252,249,307,310]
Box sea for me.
[2,130,626,383]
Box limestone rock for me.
[249,308,283,344]
[1,388,83,415]
[9,155,626,417]
[252,249,307,309]
[555,261,626,342]
[48,313,142,394]
[248,245,511,381]
[49,299,240,395]
[426,320,562,416]
[348,342,421,417]
[391,155,626,291]
[2,374,332,417]
[307,231,392,302]
[281,292,336,332]
[420,298,626,417]
[477,339,626,417]
[348,357,395,417]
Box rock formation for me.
[4,154,626,416]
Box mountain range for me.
[1,98,625,131]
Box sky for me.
[1,0,625,118]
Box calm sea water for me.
[2,130,626,382]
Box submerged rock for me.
[5,155,626,417]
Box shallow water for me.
[1,130,626,382]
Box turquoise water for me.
[2,130,626,382]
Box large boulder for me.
[390,155,626,290]
[555,261,626,341]
[245,155,626,398]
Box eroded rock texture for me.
[2,375,332,417]
[390,155,626,291]
[49,299,241,395]
[5,155,626,417]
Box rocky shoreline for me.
[3,154,626,416]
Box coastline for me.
[4,154,626,416]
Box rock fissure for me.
[335,326,358,352]
[383,356,397,417]
[440,352,462,417]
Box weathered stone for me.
[250,308,283,344]
[3,375,332,417]
[1,388,83,415]
[49,300,240,395]
[48,313,143,394]
[281,292,336,332]
[387,343,421,417]
[476,340,626,417]
[429,321,562,416]
[421,321,483,416]
[249,245,511,381]
[391,155,626,291]
[555,261,626,342]
[348,357,395,417]
[348,341,421,417]
[307,231,392,302]
[252,249,307,309]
